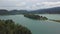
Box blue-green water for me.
[0,14,60,34]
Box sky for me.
[0,0,60,10]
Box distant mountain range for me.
[29,7,60,14]
[0,7,60,15]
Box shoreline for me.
[49,19,60,22]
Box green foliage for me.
[0,20,31,34]
[24,14,48,20]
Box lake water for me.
[0,14,60,34]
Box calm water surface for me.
[0,14,60,34]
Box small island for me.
[0,20,32,34]
[24,14,48,20]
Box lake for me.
[0,14,60,34]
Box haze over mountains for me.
[0,7,60,15]
[30,7,60,14]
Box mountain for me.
[0,10,29,15]
[8,10,29,15]
[0,7,60,15]
[29,7,60,14]
[0,9,8,15]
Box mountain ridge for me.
[0,7,60,15]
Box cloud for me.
[41,2,60,7]
[0,0,60,10]
[16,2,26,7]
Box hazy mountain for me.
[0,7,60,15]
[8,10,29,15]
[29,7,60,14]
[0,9,8,15]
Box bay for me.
[0,14,60,34]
